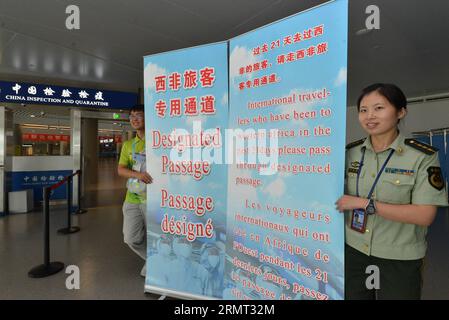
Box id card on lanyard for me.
[351,148,395,233]
[126,139,147,197]
[132,139,146,172]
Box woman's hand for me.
[335,195,368,213]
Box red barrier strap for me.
[46,170,81,191]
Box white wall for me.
[346,99,449,143]
[12,156,72,172]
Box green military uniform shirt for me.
[345,133,448,260]
[119,135,146,204]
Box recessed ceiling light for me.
[30,114,36,118]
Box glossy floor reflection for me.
[83,157,128,208]
[2,207,448,300]
[0,157,158,300]
[0,205,159,299]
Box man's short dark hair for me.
[129,104,144,115]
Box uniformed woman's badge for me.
[351,161,360,169]
[427,167,444,190]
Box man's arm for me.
[117,164,153,184]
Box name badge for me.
[132,152,146,172]
[385,168,415,176]
[351,209,367,233]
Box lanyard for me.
[132,137,144,160]
[132,139,137,160]
[356,148,395,199]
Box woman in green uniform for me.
[336,83,448,300]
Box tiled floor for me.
[1,159,448,299]
[0,158,158,300]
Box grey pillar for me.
[71,109,82,207]
[0,107,14,214]
[81,118,99,192]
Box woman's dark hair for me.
[129,104,144,115]
[357,83,407,112]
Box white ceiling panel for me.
[0,0,448,104]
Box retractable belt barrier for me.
[28,170,86,278]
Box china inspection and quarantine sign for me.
[0,81,137,109]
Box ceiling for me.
[1,0,449,105]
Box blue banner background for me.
[225,0,348,300]
[143,42,229,299]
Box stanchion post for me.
[67,175,72,229]
[58,175,80,234]
[44,187,50,266]
[76,170,87,214]
[28,187,64,278]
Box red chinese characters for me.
[156,96,216,117]
[316,42,328,55]
[22,133,70,142]
[277,55,285,65]
[296,49,305,60]
[155,100,167,118]
[275,42,329,66]
[303,28,313,40]
[238,74,278,91]
[155,67,216,92]
[155,75,167,93]
[314,24,324,37]
[184,97,198,116]
[184,70,198,89]
[169,72,181,91]
[307,46,316,57]
[170,99,182,117]
[200,67,215,87]
[239,60,269,76]
[251,24,325,55]
[283,35,292,46]
[200,95,216,114]
[253,47,261,56]
[261,60,269,69]
[153,65,218,118]
[293,32,302,43]
[286,52,295,62]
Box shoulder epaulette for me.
[405,139,438,155]
[346,138,366,149]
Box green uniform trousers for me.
[345,245,424,300]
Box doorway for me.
[71,110,132,209]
